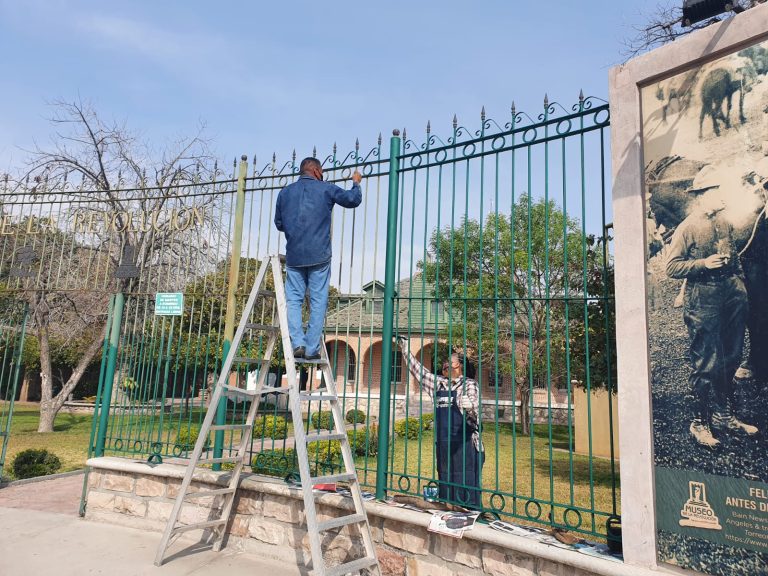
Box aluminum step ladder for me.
[155,254,380,576]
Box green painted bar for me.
[95,292,125,457]
[375,130,401,500]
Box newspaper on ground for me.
[427,511,480,538]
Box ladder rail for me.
[270,255,327,573]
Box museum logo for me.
[679,481,722,530]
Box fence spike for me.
[313,145,317,158]
[544,93,549,108]
[453,114,458,130]
[426,120,431,134]
[333,142,337,156]
[402,127,407,140]
[481,106,486,122]
[579,89,585,102]
[292,149,296,165]
[511,101,516,116]
[378,132,382,146]
[355,138,359,152]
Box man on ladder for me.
[154,159,377,576]
[275,156,362,360]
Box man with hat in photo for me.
[666,164,759,448]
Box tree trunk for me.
[37,320,106,433]
[519,386,532,437]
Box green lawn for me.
[3,403,93,479]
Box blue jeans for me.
[285,261,331,355]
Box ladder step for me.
[171,518,227,535]
[311,473,356,485]
[316,513,367,532]
[221,384,258,398]
[305,432,347,443]
[184,487,236,500]
[300,394,338,402]
[244,323,278,332]
[198,456,243,465]
[259,386,289,395]
[209,424,252,432]
[324,557,378,576]
[231,356,265,364]
[294,358,329,366]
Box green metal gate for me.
[0,301,29,479]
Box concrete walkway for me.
[0,473,304,576]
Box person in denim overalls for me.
[397,337,485,507]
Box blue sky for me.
[0,0,661,173]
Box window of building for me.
[430,300,444,318]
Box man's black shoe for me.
[304,351,322,361]
[293,346,305,359]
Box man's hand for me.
[703,254,728,269]
[459,395,474,411]
[352,170,362,184]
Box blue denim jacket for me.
[274,175,362,267]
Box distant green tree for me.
[420,194,611,434]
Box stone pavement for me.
[0,472,305,576]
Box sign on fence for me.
[154,293,184,316]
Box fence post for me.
[95,292,125,457]
[375,130,401,499]
[213,155,248,469]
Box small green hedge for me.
[345,409,366,424]
[421,413,434,430]
[348,425,378,457]
[394,417,421,440]
[307,439,343,464]
[310,411,334,430]
[175,426,210,451]
[251,449,297,477]
[253,415,288,440]
[11,449,61,479]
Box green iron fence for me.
[0,95,617,540]
[0,301,28,479]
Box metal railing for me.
[0,96,618,540]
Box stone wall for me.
[85,457,660,576]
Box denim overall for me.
[435,387,482,508]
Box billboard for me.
[642,37,768,575]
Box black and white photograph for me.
[642,36,768,576]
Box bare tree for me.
[624,1,765,59]
[6,98,221,432]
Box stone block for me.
[433,534,482,569]
[87,470,103,489]
[383,520,429,555]
[166,479,182,498]
[235,493,263,515]
[263,495,303,524]
[483,546,535,576]
[146,500,174,522]
[406,557,452,576]
[320,532,363,566]
[114,495,147,517]
[86,490,115,510]
[135,475,166,497]
[180,503,219,525]
[229,514,251,538]
[102,472,135,493]
[376,546,406,576]
[249,519,288,546]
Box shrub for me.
[251,449,296,477]
[175,426,210,451]
[253,415,288,440]
[345,409,366,424]
[349,424,378,457]
[11,449,61,479]
[81,395,98,403]
[307,439,343,464]
[421,413,434,430]
[394,417,421,440]
[310,410,334,431]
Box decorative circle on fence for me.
[525,499,542,520]
[490,492,506,513]
[563,507,583,529]
[397,475,411,492]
